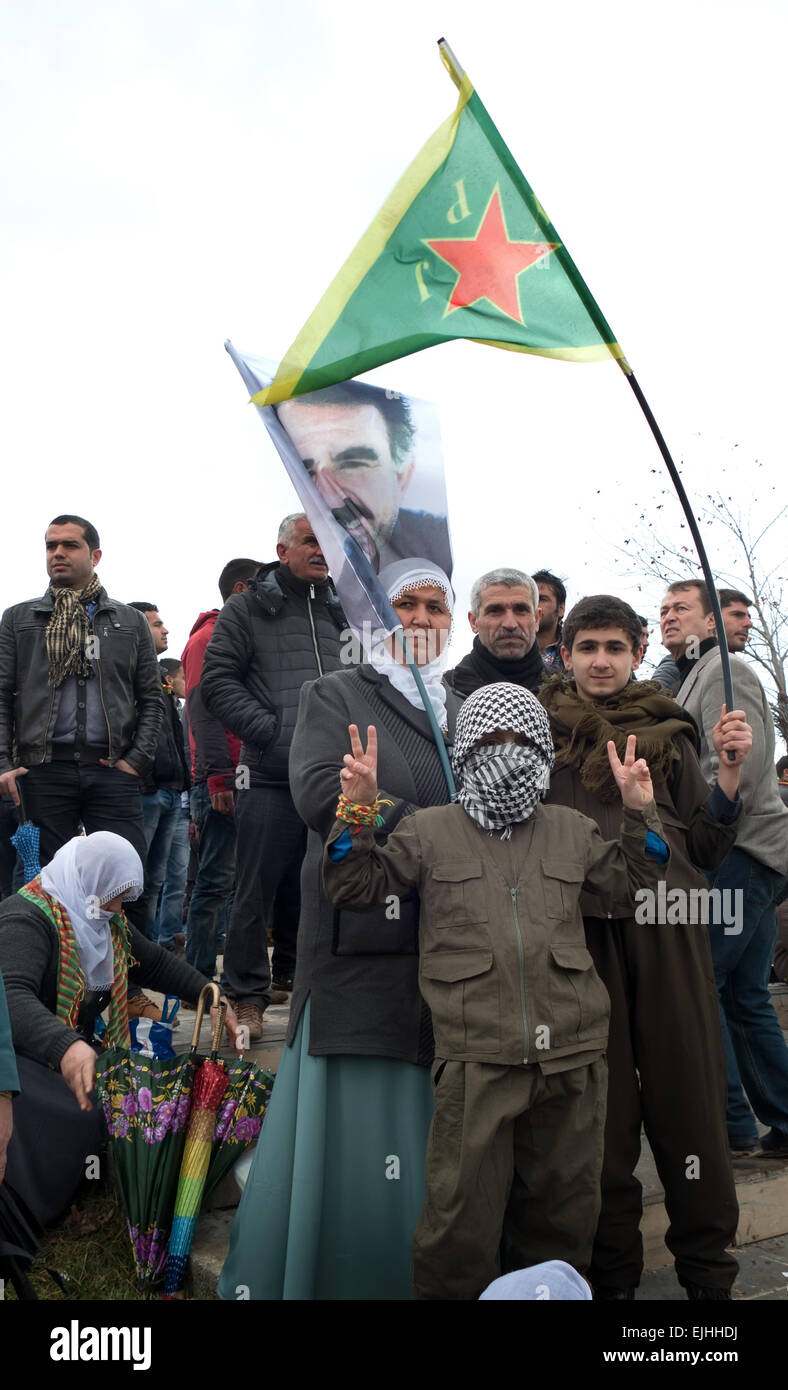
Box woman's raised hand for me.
[607,735,654,810]
[340,724,379,806]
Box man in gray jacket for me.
[0,515,162,930]
[661,578,788,1158]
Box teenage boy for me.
[539,595,752,1301]
[324,682,669,1301]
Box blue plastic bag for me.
[129,995,181,1060]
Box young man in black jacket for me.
[201,514,347,1039]
[0,515,162,928]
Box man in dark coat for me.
[539,594,752,1301]
[445,568,545,698]
[0,514,162,934]
[200,515,347,1039]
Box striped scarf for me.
[45,574,102,686]
[19,876,132,1048]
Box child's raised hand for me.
[340,724,379,805]
[607,735,654,810]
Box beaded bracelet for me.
[336,792,393,831]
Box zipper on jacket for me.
[40,683,57,763]
[95,635,113,760]
[307,585,324,677]
[509,887,530,1063]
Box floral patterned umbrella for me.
[94,984,219,1291]
[203,1059,274,1200]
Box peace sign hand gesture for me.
[607,735,654,810]
[340,724,379,806]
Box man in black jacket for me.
[0,516,162,923]
[201,514,347,1038]
[445,568,545,698]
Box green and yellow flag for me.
[254,41,627,407]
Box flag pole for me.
[621,367,736,751]
[440,38,737,752]
[394,631,457,799]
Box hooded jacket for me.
[200,562,347,788]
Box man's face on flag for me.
[277,399,414,566]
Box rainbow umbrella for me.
[95,986,221,1291]
[164,989,229,1297]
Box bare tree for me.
[615,492,788,746]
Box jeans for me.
[156,807,190,945]
[222,784,306,1007]
[184,782,236,978]
[706,847,788,1145]
[20,760,147,932]
[141,788,183,940]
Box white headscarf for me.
[369,559,455,731]
[40,832,144,989]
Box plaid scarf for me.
[18,876,132,1049]
[45,574,102,686]
[453,683,554,839]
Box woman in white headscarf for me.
[0,831,237,1224]
[219,559,461,1302]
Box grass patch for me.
[5,1176,154,1302]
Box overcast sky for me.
[2,0,785,734]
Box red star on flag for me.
[425,186,558,324]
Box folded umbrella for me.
[94,984,221,1291]
[203,1057,274,1201]
[10,784,41,882]
[164,990,229,1298]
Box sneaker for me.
[268,986,290,1006]
[760,1129,788,1158]
[127,992,163,1022]
[684,1284,732,1300]
[235,1001,265,1042]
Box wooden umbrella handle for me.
[190,982,221,1051]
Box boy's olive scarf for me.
[539,674,699,802]
[45,574,102,686]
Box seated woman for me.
[219,559,461,1301]
[0,830,237,1226]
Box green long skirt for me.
[218,1000,434,1300]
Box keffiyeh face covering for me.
[452,683,554,838]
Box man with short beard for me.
[533,569,567,674]
[0,515,161,934]
[445,568,545,697]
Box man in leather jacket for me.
[0,515,162,928]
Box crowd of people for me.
[0,508,787,1302]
